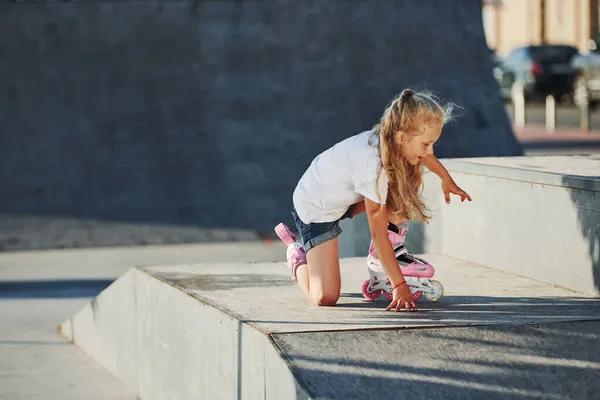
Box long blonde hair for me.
[371,89,457,222]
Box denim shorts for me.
[290,205,355,253]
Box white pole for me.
[545,95,555,132]
[512,85,525,128]
[580,102,591,132]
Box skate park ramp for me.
[60,257,600,399]
[0,0,522,251]
[59,151,600,398]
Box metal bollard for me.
[545,95,555,132]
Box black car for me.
[494,44,580,102]
[571,35,600,108]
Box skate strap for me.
[394,245,428,265]
[387,222,408,237]
[287,243,307,282]
[394,244,408,257]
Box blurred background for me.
[484,0,600,154]
[0,0,598,252]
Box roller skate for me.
[361,221,444,302]
[274,223,307,283]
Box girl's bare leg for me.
[295,237,341,306]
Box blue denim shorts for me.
[290,205,355,253]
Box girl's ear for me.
[394,130,405,146]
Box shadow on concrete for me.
[333,295,600,319]
[238,296,600,331]
[0,279,114,299]
[273,320,600,399]
[562,175,600,294]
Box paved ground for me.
[511,122,600,155]
[0,241,284,400]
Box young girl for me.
[274,88,471,312]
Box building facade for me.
[483,0,600,55]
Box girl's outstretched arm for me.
[421,154,472,204]
[364,198,417,312]
[420,154,451,180]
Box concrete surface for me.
[342,155,600,296]
[61,256,600,399]
[0,241,283,400]
[274,321,600,400]
[0,297,135,400]
[436,155,599,296]
[443,154,600,190]
[60,266,310,400]
[0,0,521,252]
[144,256,600,332]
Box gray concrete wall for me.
[410,155,600,296]
[0,0,521,251]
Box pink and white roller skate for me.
[274,223,307,283]
[361,222,444,302]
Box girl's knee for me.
[312,292,340,306]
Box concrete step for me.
[431,154,600,297]
[341,154,600,297]
[60,256,600,399]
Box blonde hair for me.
[371,88,457,222]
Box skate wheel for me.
[423,280,444,302]
[411,289,423,301]
[361,280,382,301]
[384,285,420,301]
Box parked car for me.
[571,35,600,108]
[493,44,580,102]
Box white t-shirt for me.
[293,130,389,224]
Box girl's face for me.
[396,124,442,165]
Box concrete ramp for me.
[1,0,521,251]
[60,257,600,399]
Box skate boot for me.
[274,223,307,283]
[361,221,444,302]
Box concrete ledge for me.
[425,155,600,296]
[60,257,600,399]
[341,155,600,296]
[441,154,600,192]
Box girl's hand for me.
[441,177,472,204]
[386,282,417,312]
